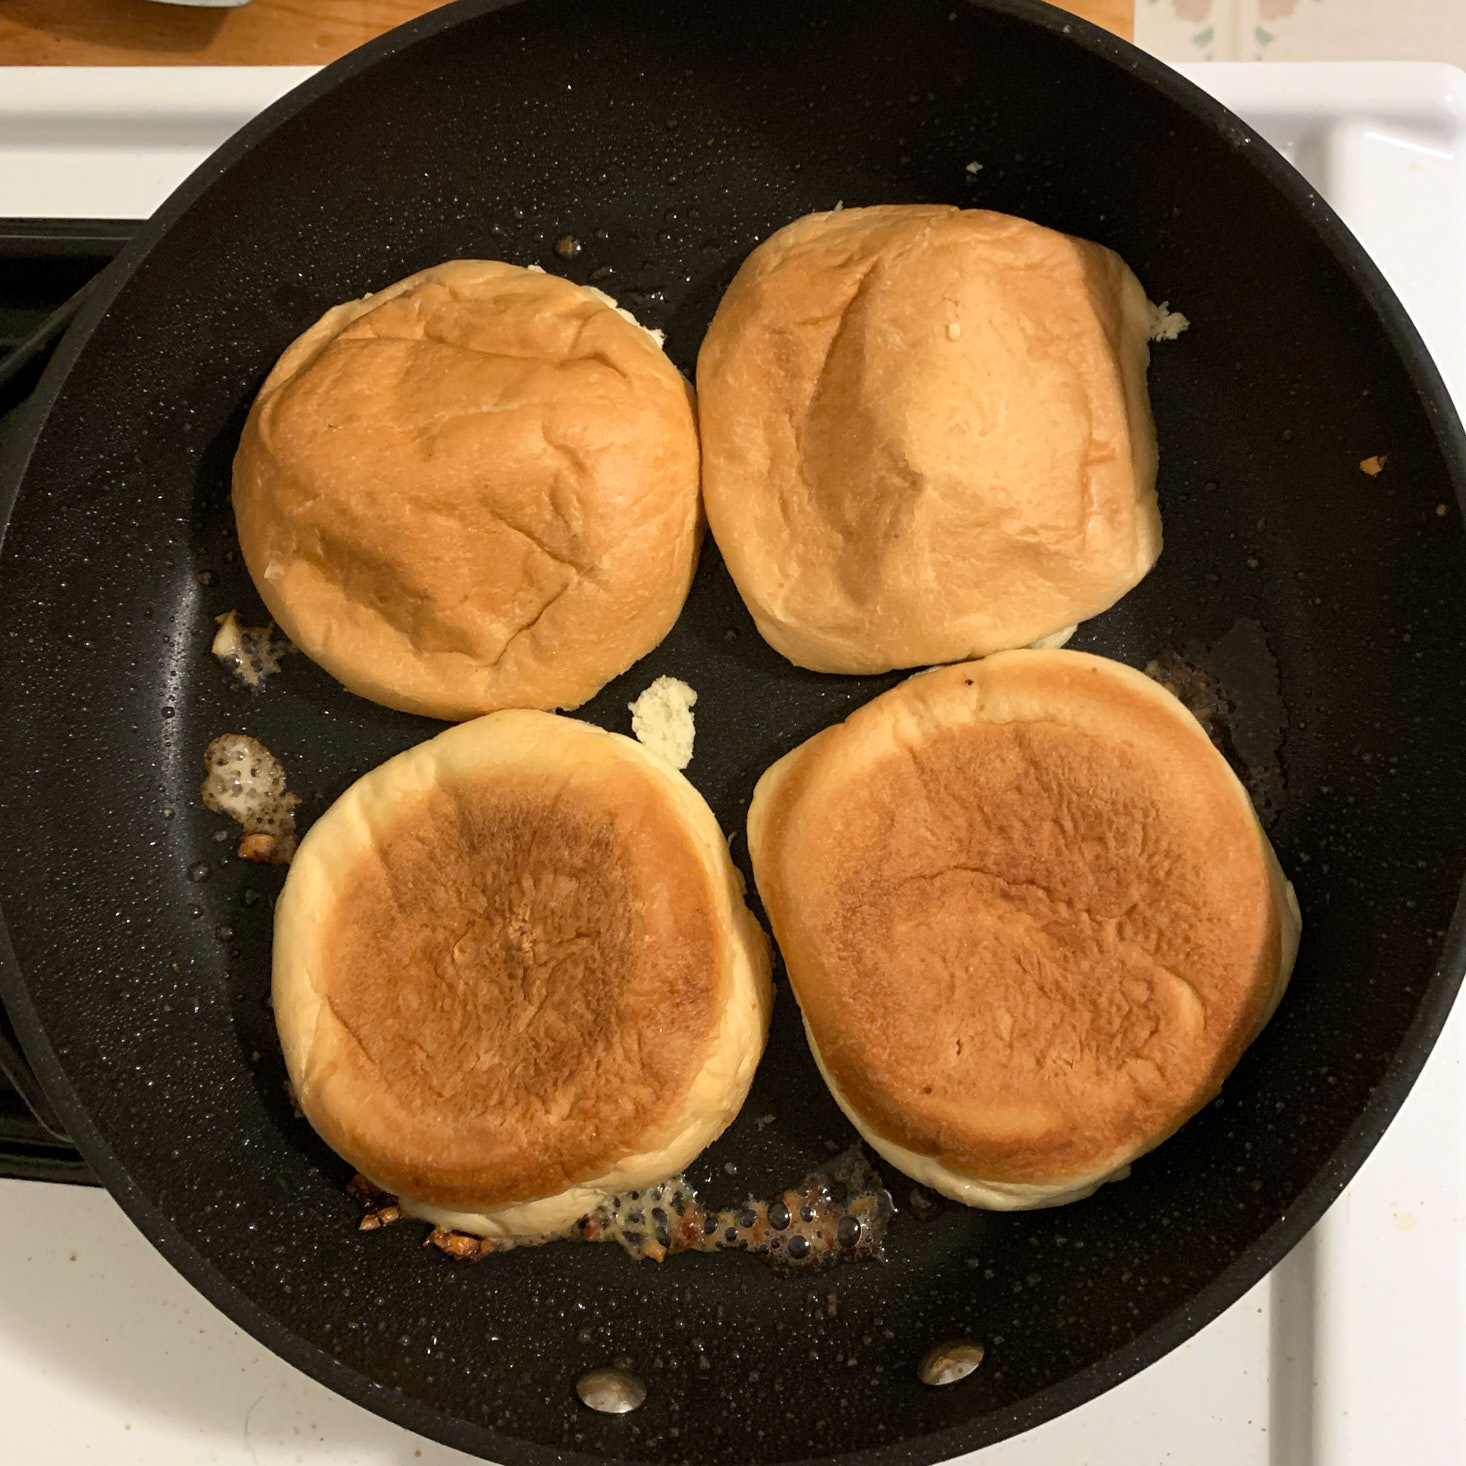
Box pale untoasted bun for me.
[697,206,1161,673]
[274,710,772,1238]
[747,651,1300,1210]
[233,261,702,721]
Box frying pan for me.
[2,1,1465,1460]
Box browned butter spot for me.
[349,1148,894,1271]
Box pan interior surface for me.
[2,2,1465,1462]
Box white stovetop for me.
[1,60,1464,1466]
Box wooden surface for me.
[0,0,1132,65]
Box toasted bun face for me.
[748,652,1299,1209]
[698,207,1160,673]
[234,261,702,720]
[274,711,771,1237]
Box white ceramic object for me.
[1139,1,1466,68]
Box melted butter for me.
[1145,651,1232,750]
[201,733,299,863]
[211,610,291,691]
[1145,620,1289,824]
[349,1148,894,1270]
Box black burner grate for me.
[0,217,139,1185]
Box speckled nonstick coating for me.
[2,1,1465,1461]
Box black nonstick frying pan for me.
[3,1,1466,1461]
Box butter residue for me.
[211,610,289,690]
[350,1148,894,1270]
[201,733,299,863]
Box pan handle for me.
[1,220,137,1153]
[0,1000,72,1144]
[0,275,99,417]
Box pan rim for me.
[2,1,1465,1461]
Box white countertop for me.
[1,978,1458,1464]
[0,1175,1272,1465]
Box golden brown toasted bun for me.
[697,206,1161,673]
[748,651,1299,1210]
[274,710,771,1238]
[234,261,701,721]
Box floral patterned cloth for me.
[1137,0,1466,65]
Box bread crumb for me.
[628,676,697,769]
[947,322,961,340]
[1148,300,1190,342]
[237,830,297,864]
[1360,455,1388,476]
[965,161,983,174]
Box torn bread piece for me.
[629,675,698,769]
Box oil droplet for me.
[186,861,212,883]
[577,1367,645,1414]
[918,1340,985,1387]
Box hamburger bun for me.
[274,710,772,1239]
[747,651,1299,1209]
[697,206,1161,673]
[234,260,701,721]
